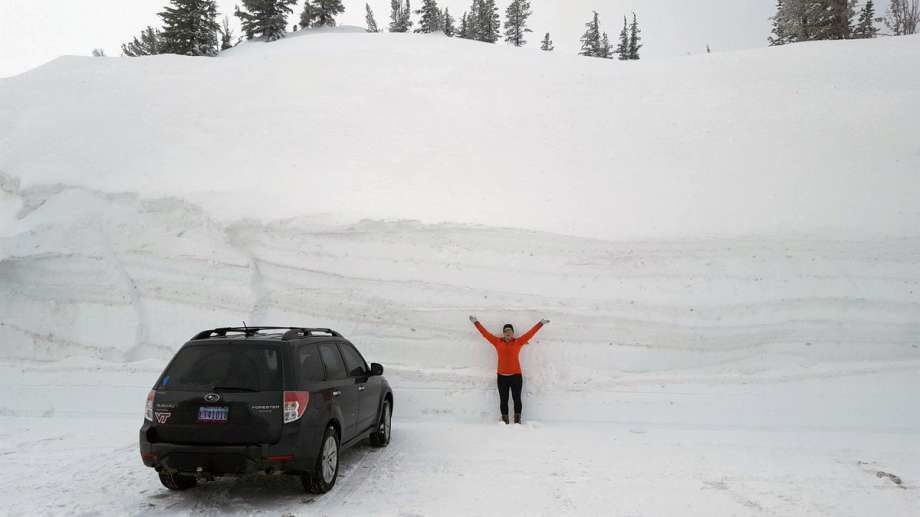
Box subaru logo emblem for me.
[204,392,221,402]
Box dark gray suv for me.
[139,327,393,494]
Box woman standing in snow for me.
[469,316,550,424]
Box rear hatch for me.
[149,341,285,445]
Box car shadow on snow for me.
[143,443,375,513]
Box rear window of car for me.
[158,343,282,391]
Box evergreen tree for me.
[616,16,629,59]
[770,0,857,43]
[236,0,297,41]
[458,12,470,38]
[387,0,413,32]
[159,0,220,56]
[769,0,791,45]
[442,8,456,36]
[540,32,554,51]
[770,0,814,43]
[92,48,107,57]
[853,0,879,37]
[122,26,165,56]
[366,3,379,32]
[309,0,345,27]
[599,32,613,58]
[415,0,441,33]
[628,12,642,59]
[821,0,856,39]
[402,0,414,31]
[300,2,314,29]
[478,0,501,42]
[579,11,602,57]
[504,0,533,47]
[389,0,403,31]
[463,0,482,40]
[220,16,235,49]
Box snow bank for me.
[1,30,918,240]
[0,29,917,382]
[1,179,918,385]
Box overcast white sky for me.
[0,0,776,78]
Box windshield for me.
[158,343,282,392]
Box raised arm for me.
[470,316,501,347]
[517,319,550,345]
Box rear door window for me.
[299,343,326,382]
[159,343,282,391]
[318,342,347,381]
[338,342,368,377]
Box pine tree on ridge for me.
[504,0,533,47]
[159,0,220,56]
[122,26,165,56]
[236,0,298,42]
[366,3,379,32]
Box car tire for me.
[158,472,197,491]
[303,425,339,494]
[369,399,391,448]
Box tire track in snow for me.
[305,437,406,514]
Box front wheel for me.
[158,472,197,491]
[302,425,339,494]
[369,399,391,447]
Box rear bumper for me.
[139,426,310,475]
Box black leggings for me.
[497,374,523,416]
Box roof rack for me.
[191,327,342,341]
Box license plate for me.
[198,406,229,423]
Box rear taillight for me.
[144,390,155,421]
[283,391,309,423]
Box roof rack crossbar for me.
[191,326,342,341]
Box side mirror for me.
[370,363,384,376]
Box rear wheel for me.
[302,425,339,494]
[158,472,197,491]
[369,399,391,447]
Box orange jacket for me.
[474,321,544,375]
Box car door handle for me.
[358,385,366,392]
[332,390,342,397]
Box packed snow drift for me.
[2,30,920,240]
[0,29,918,516]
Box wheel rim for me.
[322,435,337,483]
[383,404,391,441]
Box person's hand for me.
[540,318,550,325]
[469,315,478,323]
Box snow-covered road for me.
[1,360,917,516]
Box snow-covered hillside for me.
[0,29,918,516]
[2,30,919,240]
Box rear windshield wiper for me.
[211,386,259,392]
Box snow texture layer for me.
[1,31,919,240]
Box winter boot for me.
[501,414,510,425]
[514,413,522,424]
